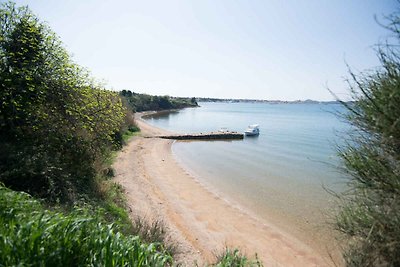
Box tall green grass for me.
[0,185,172,266]
[94,180,134,235]
[212,248,263,267]
[131,216,179,257]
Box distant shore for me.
[196,98,345,104]
[113,111,341,266]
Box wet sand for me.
[113,112,341,266]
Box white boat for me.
[244,124,260,136]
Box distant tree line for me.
[120,89,198,112]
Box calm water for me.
[145,102,349,241]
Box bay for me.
[144,102,349,250]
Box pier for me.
[157,132,244,140]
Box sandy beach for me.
[112,112,340,266]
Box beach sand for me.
[112,112,341,266]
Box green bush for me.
[0,2,129,203]
[335,11,400,267]
[0,185,172,266]
[129,125,140,132]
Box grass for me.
[0,184,172,266]
[96,181,134,234]
[131,216,179,257]
[90,126,139,234]
[211,248,263,267]
[122,126,141,143]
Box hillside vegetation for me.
[0,2,174,266]
[335,11,400,267]
[120,89,198,113]
[0,2,256,266]
[0,185,172,266]
[0,2,135,203]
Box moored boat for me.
[244,124,260,136]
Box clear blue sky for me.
[12,0,397,100]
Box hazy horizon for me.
[13,0,397,101]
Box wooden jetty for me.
[158,132,244,140]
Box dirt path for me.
[112,113,337,266]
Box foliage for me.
[0,184,172,266]
[120,89,198,113]
[92,180,134,235]
[130,216,179,257]
[212,248,262,267]
[0,3,263,266]
[121,125,140,144]
[0,2,131,203]
[335,11,400,267]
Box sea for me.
[144,101,350,248]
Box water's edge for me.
[144,102,347,258]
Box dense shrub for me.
[0,2,130,202]
[336,11,400,266]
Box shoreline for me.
[113,111,341,266]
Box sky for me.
[11,0,398,101]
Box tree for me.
[0,2,127,202]
[336,11,400,266]
[158,96,173,109]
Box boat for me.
[244,124,260,136]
